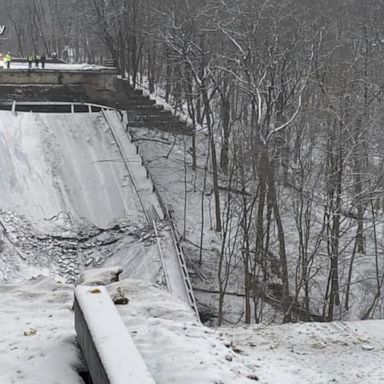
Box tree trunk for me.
[201,82,222,232]
[220,93,230,175]
[265,149,292,323]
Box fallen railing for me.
[110,110,200,318]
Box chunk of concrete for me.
[78,266,123,286]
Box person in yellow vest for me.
[28,53,34,69]
[4,52,12,69]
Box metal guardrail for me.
[108,110,200,318]
[101,110,150,223]
[0,100,115,113]
[13,57,66,64]
[153,219,171,292]
[103,58,117,68]
[167,210,200,315]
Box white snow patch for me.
[0,277,83,384]
[223,320,384,384]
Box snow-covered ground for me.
[226,319,384,383]
[2,275,384,384]
[0,276,254,384]
[0,278,84,384]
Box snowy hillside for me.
[1,109,383,384]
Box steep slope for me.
[0,111,162,284]
[0,111,145,230]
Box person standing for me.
[27,53,33,69]
[34,53,40,68]
[4,52,12,69]
[40,53,46,69]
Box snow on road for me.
[0,110,165,286]
[0,111,145,230]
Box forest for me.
[2,0,384,324]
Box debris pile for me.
[0,209,157,284]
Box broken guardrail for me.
[107,110,200,318]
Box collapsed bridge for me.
[0,64,198,383]
[0,64,192,134]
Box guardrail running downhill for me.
[101,109,199,319]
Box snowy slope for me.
[0,111,145,231]
[0,110,164,285]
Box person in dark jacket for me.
[34,54,40,68]
[40,53,46,69]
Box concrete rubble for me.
[0,209,157,284]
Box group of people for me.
[0,52,47,69]
[28,53,46,69]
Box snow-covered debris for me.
[78,266,123,286]
[0,206,162,285]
